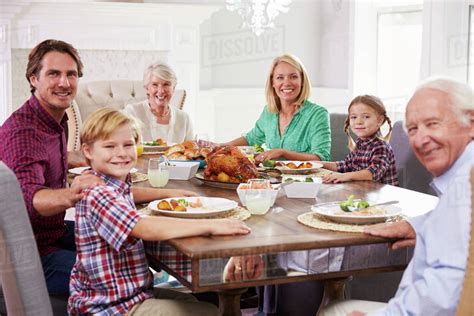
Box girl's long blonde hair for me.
[344,95,393,151]
[265,54,311,113]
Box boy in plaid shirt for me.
[68,108,250,315]
[321,95,398,185]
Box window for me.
[376,8,422,121]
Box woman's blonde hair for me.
[80,108,140,147]
[265,54,311,113]
[143,62,177,88]
[344,95,393,150]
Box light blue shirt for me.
[369,141,474,316]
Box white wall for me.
[200,0,351,89]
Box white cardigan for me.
[124,100,194,144]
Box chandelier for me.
[226,0,292,36]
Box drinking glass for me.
[136,143,144,157]
[194,133,209,147]
[245,189,273,215]
[148,158,169,188]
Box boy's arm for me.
[131,187,197,204]
[131,216,250,240]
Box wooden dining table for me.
[128,154,439,315]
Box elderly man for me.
[320,77,473,316]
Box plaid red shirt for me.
[68,172,153,315]
[336,135,399,185]
[0,95,68,256]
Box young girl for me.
[322,95,398,185]
[68,108,250,315]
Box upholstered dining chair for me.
[0,162,53,315]
[330,113,350,161]
[66,80,187,151]
[456,167,474,316]
[389,121,434,195]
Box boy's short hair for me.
[80,108,140,146]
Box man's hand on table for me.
[364,220,416,250]
[224,255,264,282]
[347,311,365,316]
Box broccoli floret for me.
[177,199,189,207]
[339,194,355,212]
[284,177,294,183]
[357,200,370,209]
[305,177,314,182]
[262,160,276,168]
[253,144,264,153]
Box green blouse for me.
[244,100,331,161]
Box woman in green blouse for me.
[226,54,331,164]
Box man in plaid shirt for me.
[0,39,103,297]
[68,108,251,315]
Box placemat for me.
[297,212,405,233]
[131,172,148,183]
[140,206,251,221]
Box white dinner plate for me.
[142,141,171,151]
[148,196,238,218]
[275,161,323,175]
[68,166,138,175]
[311,201,402,225]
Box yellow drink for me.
[136,144,144,157]
[246,198,272,215]
[148,169,170,187]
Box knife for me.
[348,200,399,212]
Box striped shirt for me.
[68,172,152,315]
[0,95,68,256]
[336,135,399,185]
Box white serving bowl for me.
[282,176,322,199]
[236,183,280,207]
[168,161,200,180]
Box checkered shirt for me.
[336,135,399,185]
[68,172,152,315]
[0,95,68,256]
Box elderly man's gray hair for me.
[143,62,177,88]
[415,77,473,126]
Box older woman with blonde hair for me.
[124,62,194,144]
[226,54,331,163]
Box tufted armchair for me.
[66,80,186,151]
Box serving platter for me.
[311,201,402,225]
[148,196,237,218]
[194,172,240,190]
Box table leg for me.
[217,287,248,316]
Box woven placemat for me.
[140,206,251,221]
[297,212,405,233]
[131,172,148,183]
